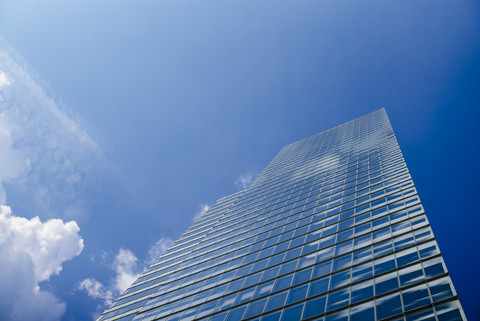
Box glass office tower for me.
[98,109,466,321]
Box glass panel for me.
[376,292,402,320]
[316,247,334,262]
[402,284,431,311]
[396,248,419,267]
[180,307,199,321]
[279,260,298,275]
[428,277,454,302]
[244,298,268,319]
[302,295,326,319]
[308,276,329,297]
[326,288,349,312]
[435,301,464,321]
[350,301,375,321]
[398,263,424,286]
[405,308,436,321]
[330,269,351,289]
[285,248,302,261]
[324,309,348,321]
[280,303,304,321]
[225,305,247,321]
[196,299,220,318]
[375,271,399,295]
[268,253,285,267]
[265,290,288,312]
[352,246,372,265]
[350,279,373,304]
[374,254,396,274]
[273,274,293,292]
[292,268,313,286]
[333,254,352,272]
[244,272,263,288]
[215,293,237,312]
[209,311,228,321]
[298,253,316,268]
[253,280,274,299]
[261,266,280,282]
[286,284,308,304]
[422,257,445,278]
[261,310,282,321]
[320,235,336,249]
[235,287,256,304]
[418,241,439,259]
[351,261,373,282]
[313,261,332,278]
[226,278,245,294]
[166,311,184,321]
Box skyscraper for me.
[98,109,466,321]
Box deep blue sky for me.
[0,1,478,320]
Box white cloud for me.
[235,171,256,190]
[112,248,141,294]
[79,236,174,317]
[79,248,141,310]
[146,237,174,265]
[78,278,114,305]
[0,205,84,321]
[0,70,10,87]
[194,203,210,221]
[0,38,101,220]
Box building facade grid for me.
[97,109,466,321]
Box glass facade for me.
[97,109,466,321]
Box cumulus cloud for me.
[0,205,84,321]
[235,171,256,190]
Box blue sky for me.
[0,1,478,320]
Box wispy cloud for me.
[234,171,257,190]
[0,37,102,220]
